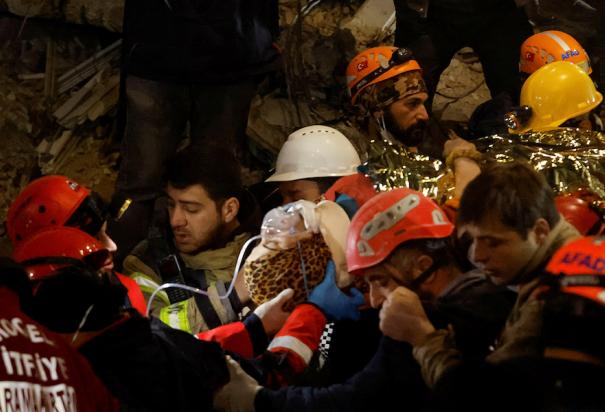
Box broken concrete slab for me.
[341,0,395,47]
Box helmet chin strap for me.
[393,258,444,292]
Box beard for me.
[383,109,428,147]
[174,220,228,255]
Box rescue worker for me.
[266,125,375,217]
[377,162,581,405]
[533,236,605,410]
[346,46,481,202]
[0,257,119,411]
[213,188,516,412]
[11,226,341,409]
[6,175,146,315]
[505,60,603,133]
[111,0,280,259]
[123,145,260,334]
[469,30,600,137]
[427,236,605,411]
[307,187,514,386]
[519,30,593,79]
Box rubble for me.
[341,0,395,47]
[432,50,491,122]
[0,0,123,32]
[0,16,121,233]
[2,0,592,257]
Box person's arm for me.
[265,303,327,378]
[443,135,482,198]
[379,286,464,388]
[197,289,294,358]
[214,336,423,412]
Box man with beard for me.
[346,47,481,201]
[122,145,262,334]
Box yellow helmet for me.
[512,61,602,133]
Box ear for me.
[413,254,434,278]
[221,197,240,224]
[532,218,551,245]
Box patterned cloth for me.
[357,70,427,114]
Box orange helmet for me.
[555,195,604,236]
[13,226,110,281]
[544,236,605,306]
[520,30,591,75]
[346,188,454,274]
[346,46,422,105]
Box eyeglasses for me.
[350,48,416,98]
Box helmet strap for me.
[409,258,445,291]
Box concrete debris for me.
[57,39,121,94]
[341,0,395,47]
[1,0,595,247]
[0,132,37,226]
[432,49,492,122]
[247,92,342,158]
[0,69,34,134]
[0,0,123,32]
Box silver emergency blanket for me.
[363,138,455,203]
[474,128,605,198]
[363,128,605,202]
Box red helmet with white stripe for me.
[346,188,454,274]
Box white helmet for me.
[266,125,361,182]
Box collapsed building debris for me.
[4,0,589,249]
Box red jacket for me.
[0,287,119,411]
[196,303,327,383]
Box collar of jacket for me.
[180,232,250,283]
[514,218,581,287]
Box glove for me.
[213,356,261,412]
[253,288,294,336]
[308,261,365,321]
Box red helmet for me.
[545,236,605,306]
[555,195,603,236]
[12,226,109,281]
[7,175,91,246]
[346,188,454,274]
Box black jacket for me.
[256,337,433,412]
[79,313,229,411]
[301,271,515,388]
[433,356,605,412]
[122,0,280,83]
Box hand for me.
[308,261,365,321]
[213,356,261,412]
[379,286,435,346]
[254,288,294,336]
[443,132,476,158]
